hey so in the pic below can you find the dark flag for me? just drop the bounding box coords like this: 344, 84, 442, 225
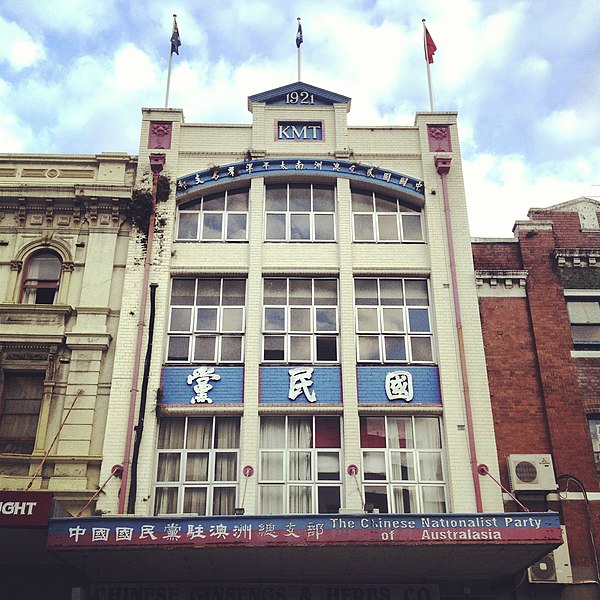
296, 20, 303, 48
171, 16, 181, 55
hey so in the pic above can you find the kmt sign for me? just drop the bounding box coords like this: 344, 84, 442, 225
0, 491, 53, 527
277, 121, 323, 141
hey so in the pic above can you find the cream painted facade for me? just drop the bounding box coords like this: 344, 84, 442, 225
97, 82, 502, 519
0, 152, 136, 515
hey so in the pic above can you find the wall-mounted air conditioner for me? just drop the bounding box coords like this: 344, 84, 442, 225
507, 454, 557, 492
528, 526, 573, 584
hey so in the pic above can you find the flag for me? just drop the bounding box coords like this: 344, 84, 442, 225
296, 20, 303, 48
171, 16, 181, 55
424, 26, 436, 63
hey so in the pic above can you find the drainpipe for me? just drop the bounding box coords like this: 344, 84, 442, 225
435, 156, 483, 512
119, 153, 165, 514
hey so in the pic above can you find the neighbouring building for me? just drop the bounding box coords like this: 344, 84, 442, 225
473, 198, 600, 599
46, 82, 561, 598
0, 152, 137, 596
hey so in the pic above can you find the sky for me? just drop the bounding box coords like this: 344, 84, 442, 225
0, 0, 598, 238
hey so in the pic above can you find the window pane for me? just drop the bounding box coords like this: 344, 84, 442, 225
289, 184, 311, 211
364, 486, 388, 513
382, 307, 404, 332
388, 417, 413, 448
567, 300, 600, 323
391, 452, 415, 481
222, 280, 246, 305
360, 417, 386, 448
317, 452, 340, 480
220, 336, 242, 362
196, 308, 218, 331
260, 486, 284, 514
363, 451, 386, 480
357, 307, 378, 332
154, 488, 178, 515
215, 452, 238, 481
290, 336, 311, 361
290, 307, 311, 331
312, 185, 335, 211
261, 452, 284, 480
264, 307, 285, 331
415, 418, 442, 448
215, 417, 240, 448
289, 486, 312, 513
419, 452, 444, 481
393, 485, 417, 513
213, 487, 236, 515
226, 189, 249, 211
167, 336, 190, 361
193, 336, 216, 362
384, 336, 407, 361
290, 214, 311, 240
380, 280, 403, 305
410, 337, 433, 362
266, 213, 286, 240
318, 487, 341, 513
260, 417, 286, 448
355, 279, 378, 305
402, 214, 423, 241
157, 454, 180, 482
408, 308, 430, 332
226, 213, 247, 240
186, 418, 212, 449
202, 213, 223, 240
186, 453, 209, 481
289, 451, 312, 480
316, 308, 337, 332
315, 417, 341, 447
378, 214, 399, 240
288, 418, 312, 448
183, 488, 207, 515
222, 307, 244, 331
421, 486, 446, 513
354, 215, 375, 241
314, 214, 335, 240
158, 418, 185, 449
203, 193, 225, 211
171, 279, 195, 305
264, 336, 285, 360
405, 280, 429, 305
170, 307, 192, 332
314, 280, 338, 305
196, 280, 221, 305
177, 213, 198, 239
351, 190, 374, 211
264, 279, 287, 305
289, 279, 312, 305
265, 184, 287, 211
374, 194, 397, 213
316, 336, 337, 361
358, 336, 380, 361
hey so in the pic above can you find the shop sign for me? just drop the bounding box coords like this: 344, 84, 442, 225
89, 584, 440, 600
0, 490, 53, 527
48, 512, 561, 549
357, 366, 441, 405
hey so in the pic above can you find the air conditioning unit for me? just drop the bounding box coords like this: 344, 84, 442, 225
528, 526, 573, 584
507, 454, 557, 492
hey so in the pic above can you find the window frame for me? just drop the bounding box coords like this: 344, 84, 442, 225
20, 250, 62, 305
565, 291, 600, 350
262, 277, 339, 364
175, 188, 249, 242
167, 278, 247, 364
351, 189, 425, 243
360, 415, 447, 514
264, 183, 336, 242
258, 415, 343, 514
153, 416, 241, 516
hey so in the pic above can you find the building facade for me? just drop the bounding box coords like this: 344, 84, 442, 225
473, 198, 600, 599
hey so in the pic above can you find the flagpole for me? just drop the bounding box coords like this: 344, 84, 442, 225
422, 19, 436, 111
297, 17, 302, 81
165, 14, 178, 109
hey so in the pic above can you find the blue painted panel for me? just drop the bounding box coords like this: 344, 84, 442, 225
260, 366, 342, 404
161, 366, 244, 406
357, 366, 441, 405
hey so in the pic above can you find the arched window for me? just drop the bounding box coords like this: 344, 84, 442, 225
21, 251, 62, 305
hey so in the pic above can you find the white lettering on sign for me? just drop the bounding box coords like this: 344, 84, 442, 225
385, 371, 413, 402
288, 367, 316, 403
278, 123, 322, 141
0, 501, 37, 515
285, 91, 315, 105
187, 367, 221, 404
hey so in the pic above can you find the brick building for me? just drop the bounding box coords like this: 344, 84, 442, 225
473, 197, 600, 598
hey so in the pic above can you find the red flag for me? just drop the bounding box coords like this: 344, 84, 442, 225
424, 26, 436, 64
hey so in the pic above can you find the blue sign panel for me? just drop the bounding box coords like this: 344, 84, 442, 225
177, 158, 425, 201
260, 366, 342, 404
161, 366, 244, 406
277, 121, 323, 141
357, 366, 441, 405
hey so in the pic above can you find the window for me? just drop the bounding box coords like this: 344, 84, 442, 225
0, 373, 44, 454
265, 183, 335, 241
21, 251, 62, 304
352, 189, 424, 242
588, 416, 600, 473
263, 277, 338, 363
259, 416, 342, 514
360, 416, 446, 513
566, 296, 600, 349
167, 278, 246, 363
176, 188, 248, 241
154, 416, 240, 515
355, 278, 433, 363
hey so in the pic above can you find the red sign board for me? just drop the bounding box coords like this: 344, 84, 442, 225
0, 491, 53, 527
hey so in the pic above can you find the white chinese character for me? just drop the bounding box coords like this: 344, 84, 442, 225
314, 161, 323, 170
187, 366, 221, 404
295, 160, 304, 170
139, 525, 157, 540
211, 170, 220, 180
232, 524, 252, 539
385, 370, 414, 402
366, 167, 375, 178
194, 173, 204, 185
288, 367, 316, 403
263, 161, 270, 170
349, 164, 357, 173
382, 173, 392, 182
307, 522, 324, 539
115, 527, 133, 541
332, 163, 340, 172
284, 522, 300, 538
210, 524, 229, 538
69, 526, 86, 542
187, 524, 206, 539
415, 181, 423, 191
178, 180, 188, 189
245, 163, 254, 174
399, 177, 408, 186
228, 166, 236, 177
258, 523, 278, 538
91, 527, 110, 542
279, 161, 288, 170
164, 522, 182, 541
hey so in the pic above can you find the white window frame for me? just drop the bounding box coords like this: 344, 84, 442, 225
265, 183, 336, 242
565, 290, 600, 351
262, 277, 339, 363
360, 415, 447, 514
154, 416, 241, 516
167, 278, 246, 364
351, 189, 424, 243
175, 188, 249, 242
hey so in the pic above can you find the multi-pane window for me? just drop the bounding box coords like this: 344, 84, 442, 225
154, 416, 240, 516
352, 189, 424, 242
176, 188, 249, 241
265, 183, 335, 241
355, 278, 433, 363
0, 372, 44, 454
360, 416, 446, 513
259, 416, 342, 514
566, 295, 600, 349
588, 416, 600, 473
167, 278, 246, 363
263, 278, 338, 363
21, 251, 62, 304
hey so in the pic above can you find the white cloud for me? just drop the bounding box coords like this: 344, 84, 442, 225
0, 17, 45, 70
